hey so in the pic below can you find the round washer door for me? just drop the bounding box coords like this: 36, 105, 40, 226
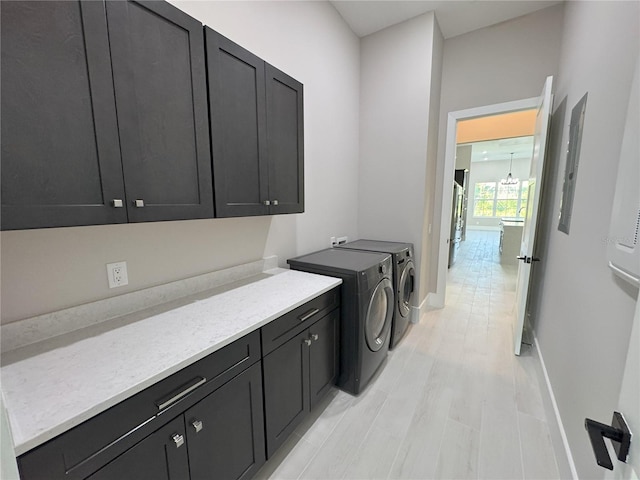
398, 260, 415, 318
365, 277, 394, 352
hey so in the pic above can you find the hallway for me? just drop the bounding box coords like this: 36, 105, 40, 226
258, 230, 562, 479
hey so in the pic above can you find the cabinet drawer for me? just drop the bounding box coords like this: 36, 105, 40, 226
261, 287, 340, 355
18, 330, 261, 480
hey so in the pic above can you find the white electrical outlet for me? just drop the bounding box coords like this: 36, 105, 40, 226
337, 236, 348, 245
330, 236, 337, 247
107, 261, 129, 288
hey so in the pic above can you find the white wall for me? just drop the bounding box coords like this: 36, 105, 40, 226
358, 12, 443, 305
530, 2, 640, 478
0, 1, 360, 323
431, 4, 565, 292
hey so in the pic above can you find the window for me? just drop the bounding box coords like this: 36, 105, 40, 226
473, 181, 529, 218
473, 182, 495, 217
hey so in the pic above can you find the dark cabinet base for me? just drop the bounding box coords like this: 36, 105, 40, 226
263, 308, 339, 458
186, 362, 266, 480
87, 416, 190, 480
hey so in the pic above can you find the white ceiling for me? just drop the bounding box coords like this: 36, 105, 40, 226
330, 1, 562, 39
463, 136, 535, 163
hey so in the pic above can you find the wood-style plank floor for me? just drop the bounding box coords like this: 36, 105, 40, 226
257, 230, 561, 479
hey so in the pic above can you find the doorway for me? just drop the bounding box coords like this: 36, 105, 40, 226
445, 114, 536, 341
436, 77, 554, 356
436, 97, 539, 308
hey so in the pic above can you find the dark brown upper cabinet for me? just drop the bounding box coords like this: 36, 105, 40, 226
0, 0, 213, 230
105, 0, 213, 223
1, 1, 128, 230
206, 29, 304, 217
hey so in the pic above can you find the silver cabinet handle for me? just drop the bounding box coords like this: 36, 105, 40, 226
134, 199, 144, 207
112, 199, 123, 208
272, 199, 279, 206
156, 377, 207, 411
298, 308, 319, 322
263, 200, 271, 206
192, 420, 203, 433
172, 433, 184, 448
311, 333, 319, 341
303, 339, 312, 346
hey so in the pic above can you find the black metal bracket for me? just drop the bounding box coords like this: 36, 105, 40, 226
584, 412, 632, 470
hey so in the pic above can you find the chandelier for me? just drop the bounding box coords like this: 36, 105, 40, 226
500, 153, 519, 185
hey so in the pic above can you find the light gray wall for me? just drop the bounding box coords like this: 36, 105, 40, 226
455, 144, 472, 170
0, 1, 361, 324
431, 4, 565, 292
530, 2, 640, 478
419, 19, 444, 302
358, 12, 442, 306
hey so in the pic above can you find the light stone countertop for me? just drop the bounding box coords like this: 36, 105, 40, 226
1, 269, 341, 456
501, 220, 525, 228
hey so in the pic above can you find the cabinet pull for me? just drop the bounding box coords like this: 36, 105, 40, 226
112, 199, 123, 208
303, 339, 312, 346
156, 376, 207, 411
172, 433, 185, 448
134, 199, 144, 207
272, 199, 279, 206
311, 333, 319, 341
192, 420, 204, 433
299, 308, 319, 322
263, 200, 271, 206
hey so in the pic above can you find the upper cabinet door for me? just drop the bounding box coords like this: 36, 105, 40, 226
206, 29, 269, 217
1, 1, 127, 230
106, 0, 213, 222
265, 64, 304, 215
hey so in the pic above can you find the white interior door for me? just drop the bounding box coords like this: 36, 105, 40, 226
513, 76, 553, 356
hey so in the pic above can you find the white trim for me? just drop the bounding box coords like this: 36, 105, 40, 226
436, 97, 538, 304
427, 291, 444, 309
410, 305, 421, 324
414, 293, 444, 323
534, 334, 579, 480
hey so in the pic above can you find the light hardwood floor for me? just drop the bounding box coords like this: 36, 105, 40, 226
257, 230, 561, 479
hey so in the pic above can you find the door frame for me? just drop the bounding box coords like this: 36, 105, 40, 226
434, 97, 539, 307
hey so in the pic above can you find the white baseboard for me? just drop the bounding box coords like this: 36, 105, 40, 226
413, 293, 444, 323
534, 334, 579, 480
427, 291, 444, 309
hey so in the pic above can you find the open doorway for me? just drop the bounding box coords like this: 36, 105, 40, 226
444, 111, 537, 338
435, 97, 539, 307
436, 77, 554, 355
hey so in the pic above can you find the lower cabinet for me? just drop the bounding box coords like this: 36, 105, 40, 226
308, 310, 340, 409
185, 363, 265, 480
87, 363, 265, 480
17, 332, 264, 480
16, 290, 340, 480
86, 416, 190, 480
263, 309, 339, 457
